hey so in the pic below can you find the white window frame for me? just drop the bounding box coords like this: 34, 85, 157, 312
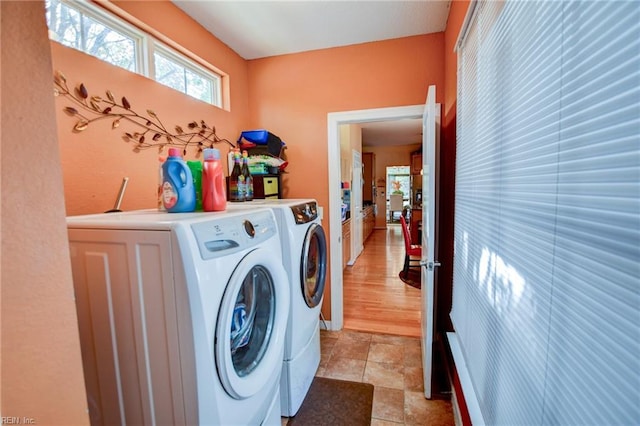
151, 43, 222, 108
46, 0, 223, 108
47, 0, 146, 73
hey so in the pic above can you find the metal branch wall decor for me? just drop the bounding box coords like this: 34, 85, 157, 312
53, 71, 234, 155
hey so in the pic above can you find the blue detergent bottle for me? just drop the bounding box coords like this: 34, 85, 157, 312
162, 148, 196, 213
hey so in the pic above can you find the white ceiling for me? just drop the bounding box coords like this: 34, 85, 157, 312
172, 0, 450, 146
361, 118, 423, 147
172, 1, 451, 60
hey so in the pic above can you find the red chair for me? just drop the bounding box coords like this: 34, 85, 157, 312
400, 216, 422, 276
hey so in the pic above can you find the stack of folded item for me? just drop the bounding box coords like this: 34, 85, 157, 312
237, 129, 288, 174
237, 129, 286, 158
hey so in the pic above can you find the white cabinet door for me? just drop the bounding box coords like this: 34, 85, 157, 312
350, 149, 364, 262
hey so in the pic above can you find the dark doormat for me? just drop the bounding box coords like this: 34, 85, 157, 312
287, 377, 374, 426
399, 268, 421, 289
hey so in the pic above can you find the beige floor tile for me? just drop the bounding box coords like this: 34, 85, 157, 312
318, 350, 331, 369
370, 420, 403, 426
323, 356, 366, 382
320, 341, 335, 357
332, 338, 370, 360
317, 330, 455, 426
363, 360, 404, 390
315, 365, 329, 378
319, 337, 336, 365
320, 330, 341, 343
403, 343, 422, 367
403, 336, 421, 347
368, 342, 404, 365
404, 391, 455, 426
372, 333, 418, 346
341, 329, 374, 342
372, 386, 405, 423
321, 333, 339, 346
404, 366, 424, 393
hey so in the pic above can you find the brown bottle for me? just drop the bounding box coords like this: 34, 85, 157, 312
229, 151, 245, 202
241, 150, 253, 201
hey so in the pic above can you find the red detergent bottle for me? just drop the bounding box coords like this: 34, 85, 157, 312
202, 148, 227, 212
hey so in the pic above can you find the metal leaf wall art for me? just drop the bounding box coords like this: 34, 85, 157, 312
53, 71, 234, 154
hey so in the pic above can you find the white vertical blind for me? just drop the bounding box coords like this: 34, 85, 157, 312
452, 1, 640, 425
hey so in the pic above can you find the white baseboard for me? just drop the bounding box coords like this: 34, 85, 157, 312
451, 384, 463, 426
319, 319, 342, 331
319, 319, 333, 331
447, 332, 485, 426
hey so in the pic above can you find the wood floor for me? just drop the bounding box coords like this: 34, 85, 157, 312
343, 224, 422, 338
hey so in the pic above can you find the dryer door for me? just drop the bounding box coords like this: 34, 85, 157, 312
300, 222, 327, 308
215, 247, 290, 399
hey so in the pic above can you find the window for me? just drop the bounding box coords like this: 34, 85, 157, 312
451, 1, 639, 425
153, 45, 220, 106
386, 166, 410, 200
46, 0, 142, 72
386, 166, 410, 222
45, 0, 222, 107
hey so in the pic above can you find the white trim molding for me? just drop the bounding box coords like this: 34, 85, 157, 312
327, 104, 424, 331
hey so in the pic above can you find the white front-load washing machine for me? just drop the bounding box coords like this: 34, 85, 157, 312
226, 199, 328, 416
67, 208, 290, 425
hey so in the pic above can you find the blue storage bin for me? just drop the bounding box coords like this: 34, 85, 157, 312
239, 130, 269, 145
238, 129, 286, 158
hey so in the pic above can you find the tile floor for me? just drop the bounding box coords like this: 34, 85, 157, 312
313, 329, 455, 426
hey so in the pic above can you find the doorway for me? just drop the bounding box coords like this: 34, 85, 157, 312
327, 105, 424, 331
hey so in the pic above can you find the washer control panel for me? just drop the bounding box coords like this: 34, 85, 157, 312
291, 201, 318, 224
191, 210, 276, 260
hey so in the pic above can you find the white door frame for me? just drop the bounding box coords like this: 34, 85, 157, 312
327, 105, 424, 331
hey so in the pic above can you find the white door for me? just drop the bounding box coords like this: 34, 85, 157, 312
350, 149, 364, 262
421, 85, 440, 398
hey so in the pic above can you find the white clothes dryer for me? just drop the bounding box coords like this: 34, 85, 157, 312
67, 209, 290, 425
226, 199, 327, 416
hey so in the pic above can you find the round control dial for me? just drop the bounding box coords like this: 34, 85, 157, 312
243, 220, 255, 238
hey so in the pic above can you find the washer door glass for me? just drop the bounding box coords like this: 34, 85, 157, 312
215, 247, 289, 400
230, 265, 273, 377
300, 223, 327, 308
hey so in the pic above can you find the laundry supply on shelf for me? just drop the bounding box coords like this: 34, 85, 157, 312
237, 129, 286, 158
241, 150, 254, 201
202, 148, 227, 212
158, 156, 166, 211
228, 149, 245, 202
187, 160, 203, 211
162, 148, 196, 213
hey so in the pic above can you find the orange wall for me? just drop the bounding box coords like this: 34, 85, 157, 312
247, 34, 445, 317
445, 1, 470, 122
248, 34, 444, 200
1, 2, 89, 422
53, 1, 250, 215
